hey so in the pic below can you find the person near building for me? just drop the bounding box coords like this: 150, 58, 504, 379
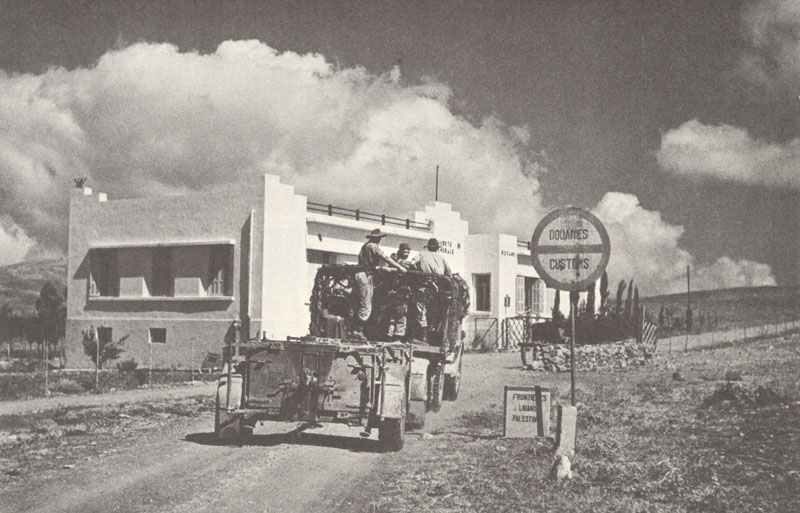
386, 242, 415, 339
353, 228, 407, 339
414, 238, 452, 342
391, 242, 415, 269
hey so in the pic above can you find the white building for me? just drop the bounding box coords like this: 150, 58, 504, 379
66, 174, 572, 368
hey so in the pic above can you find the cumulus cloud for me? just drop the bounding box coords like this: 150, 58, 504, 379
593, 192, 776, 294
0, 40, 544, 260
656, 119, 800, 187
658, 1, 800, 187
0, 218, 35, 266
739, 0, 800, 90
0, 40, 774, 294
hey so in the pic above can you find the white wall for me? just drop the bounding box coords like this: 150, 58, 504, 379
260, 175, 309, 338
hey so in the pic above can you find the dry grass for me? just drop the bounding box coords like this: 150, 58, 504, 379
347, 335, 800, 513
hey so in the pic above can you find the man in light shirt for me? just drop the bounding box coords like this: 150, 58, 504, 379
414, 238, 451, 342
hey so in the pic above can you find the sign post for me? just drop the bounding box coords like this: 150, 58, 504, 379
530, 207, 610, 405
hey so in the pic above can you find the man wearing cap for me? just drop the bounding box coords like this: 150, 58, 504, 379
391, 242, 415, 269
352, 228, 407, 339
414, 238, 452, 342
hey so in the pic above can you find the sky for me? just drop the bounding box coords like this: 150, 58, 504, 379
0, 0, 797, 295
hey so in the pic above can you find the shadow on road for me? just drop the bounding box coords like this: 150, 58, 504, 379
183, 430, 381, 453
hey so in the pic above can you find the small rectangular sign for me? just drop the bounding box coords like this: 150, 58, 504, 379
503, 385, 550, 438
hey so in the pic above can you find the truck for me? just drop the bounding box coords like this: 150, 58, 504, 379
214, 265, 470, 451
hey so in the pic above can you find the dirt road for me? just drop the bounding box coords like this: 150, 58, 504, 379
1, 351, 552, 513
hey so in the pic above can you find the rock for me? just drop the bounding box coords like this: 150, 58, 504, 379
672, 371, 685, 382
527, 360, 544, 371
552, 454, 573, 480
64, 423, 89, 436
32, 419, 63, 437
724, 370, 743, 382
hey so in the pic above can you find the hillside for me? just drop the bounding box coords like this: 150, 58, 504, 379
0, 258, 67, 316
642, 285, 800, 332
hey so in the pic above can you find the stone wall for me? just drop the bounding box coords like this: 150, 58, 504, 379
529, 339, 654, 372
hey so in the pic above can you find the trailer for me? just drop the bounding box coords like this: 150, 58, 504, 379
214, 265, 470, 451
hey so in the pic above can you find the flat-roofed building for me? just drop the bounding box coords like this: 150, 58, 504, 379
66, 173, 573, 368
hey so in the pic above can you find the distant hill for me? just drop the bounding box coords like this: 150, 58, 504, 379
641, 285, 800, 333
0, 258, 67, 316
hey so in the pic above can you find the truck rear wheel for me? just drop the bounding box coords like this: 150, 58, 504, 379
406, 399, 426, 430
379, 410, 405, 452
443, 373, 460, 401
427, 365, 444, 412
443, 348, 463, 401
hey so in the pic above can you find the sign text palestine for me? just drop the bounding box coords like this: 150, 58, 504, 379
511, 392, 537, 422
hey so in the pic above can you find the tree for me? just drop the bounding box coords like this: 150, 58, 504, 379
624, 279, 634, 321
586, 282, 596, 317
551, 290, 564, 322
658, 305, 665, 327
36, 282, 66, 355
599, 272, 609, 316
82, 327, 128, 369
615, 280, 627, 318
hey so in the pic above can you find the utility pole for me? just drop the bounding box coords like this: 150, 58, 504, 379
685, 265, 691, 351
435, 165, 439, 201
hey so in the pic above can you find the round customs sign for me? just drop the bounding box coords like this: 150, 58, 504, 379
530, 207, 610, 291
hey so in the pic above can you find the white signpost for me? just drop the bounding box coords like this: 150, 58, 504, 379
530, 206, 610, 405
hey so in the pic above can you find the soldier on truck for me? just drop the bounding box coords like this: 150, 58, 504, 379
352, 228, 407, 339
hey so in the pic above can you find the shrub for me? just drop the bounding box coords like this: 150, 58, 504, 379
54, 378, 86, 394
116, 359, 138, 372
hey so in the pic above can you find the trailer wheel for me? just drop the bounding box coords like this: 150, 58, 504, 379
379, 404, 405, 452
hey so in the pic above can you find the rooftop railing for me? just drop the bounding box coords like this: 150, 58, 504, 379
307, 201, 431, 231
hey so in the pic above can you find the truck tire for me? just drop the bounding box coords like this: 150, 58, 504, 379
443, 348, 463, 401
215, 374, 243, 441
443, 373, 460, 401
427, 365, 444, 413
379, 404, 405, 452
407, 399, 426, 430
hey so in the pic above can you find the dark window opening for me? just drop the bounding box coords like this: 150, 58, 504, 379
473, 274, 491, 312
149, 328, 166, 344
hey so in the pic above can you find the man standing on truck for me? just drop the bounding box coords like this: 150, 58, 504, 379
414, 238, 452, 342
353, 229, 408, 339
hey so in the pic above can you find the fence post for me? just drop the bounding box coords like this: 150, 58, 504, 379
148, 340, 153, 388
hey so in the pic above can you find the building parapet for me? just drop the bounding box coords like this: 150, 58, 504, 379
307, 201, 431, 232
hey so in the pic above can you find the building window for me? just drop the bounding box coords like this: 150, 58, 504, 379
530, 278, 544, 316
89, 250, 118, 297
151, 248, 173, 297
97, 326, 113, 346
149, 328, 166, 344
515, 277, 545, 316
307, 250, 334, 265
515, 276, 526, 314
473, 274, 491, 312
207, 245, 232, 296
